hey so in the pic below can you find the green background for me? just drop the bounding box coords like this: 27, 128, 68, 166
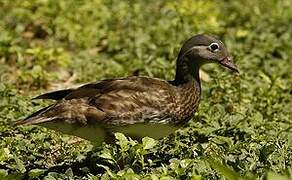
0, 0, 291, 179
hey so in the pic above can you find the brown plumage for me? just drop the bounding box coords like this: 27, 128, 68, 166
16, 34, 238, 145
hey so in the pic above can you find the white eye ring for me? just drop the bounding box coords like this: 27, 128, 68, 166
209, 43, 220, 52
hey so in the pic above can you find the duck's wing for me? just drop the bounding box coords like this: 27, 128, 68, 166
32, 78, 121, 100
16, 76, 177, 127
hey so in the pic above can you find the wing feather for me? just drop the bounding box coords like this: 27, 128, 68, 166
17, 76, 177, 126
33, 89, 74, 100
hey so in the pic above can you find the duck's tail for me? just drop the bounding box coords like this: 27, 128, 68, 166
14, 105, 56, 126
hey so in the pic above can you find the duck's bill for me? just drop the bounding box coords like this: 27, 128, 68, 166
219, 57, 239, 73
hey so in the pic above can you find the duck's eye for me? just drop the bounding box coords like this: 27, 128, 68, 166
209, 43, 219, 52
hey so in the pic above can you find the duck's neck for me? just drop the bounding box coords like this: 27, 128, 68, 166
173, 57, 201, 87
172, 56, 202, 123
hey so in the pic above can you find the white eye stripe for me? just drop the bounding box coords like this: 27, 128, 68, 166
209, 42, 220, 52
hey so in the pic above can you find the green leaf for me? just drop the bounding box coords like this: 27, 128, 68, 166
98, 148, 114, 160
12, 154, 26, 173
206, 157, 240, 180
115, 133, 130, 152
142, 137, 157, 150
0, 169, 8, 178
29, 169, 46, 178
65, 168, 74, 178
267, 172, 291, 180
0, 148, 10, 162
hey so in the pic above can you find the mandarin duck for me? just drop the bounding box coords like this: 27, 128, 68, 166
16, 34, 238, 145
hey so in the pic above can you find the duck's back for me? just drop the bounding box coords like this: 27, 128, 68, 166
84, 76, 179, 125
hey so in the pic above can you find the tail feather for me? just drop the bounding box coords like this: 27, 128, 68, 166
15, 105, 55, 125
32, 89, 74, 100
15, 116, 57, 126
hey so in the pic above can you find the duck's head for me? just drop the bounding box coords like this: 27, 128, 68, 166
178, 34, 238, 72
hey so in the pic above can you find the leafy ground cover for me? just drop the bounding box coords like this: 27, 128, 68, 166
0, 0, 291, 179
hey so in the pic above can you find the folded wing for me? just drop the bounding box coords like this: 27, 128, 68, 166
16, 76, 177, 126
